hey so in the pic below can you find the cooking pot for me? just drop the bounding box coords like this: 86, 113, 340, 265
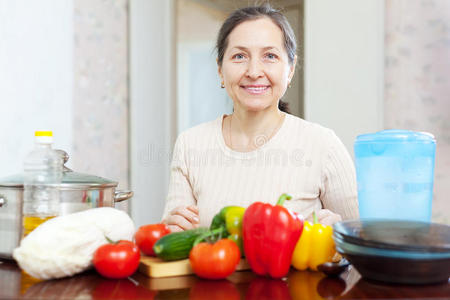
0, 150, 133, 258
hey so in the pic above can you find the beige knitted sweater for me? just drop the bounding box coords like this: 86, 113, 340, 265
162, 113, 359, 227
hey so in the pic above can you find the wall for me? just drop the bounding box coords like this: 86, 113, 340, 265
176, 0, 231, 133
303, 0, 385, 154
385, 0, 450, 224
283, 5, 304, 118
0, 0, 73, 177
72, 0, 129, 212
130, 0, 175, 226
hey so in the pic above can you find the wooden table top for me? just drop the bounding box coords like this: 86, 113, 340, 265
1, 259, 448, 299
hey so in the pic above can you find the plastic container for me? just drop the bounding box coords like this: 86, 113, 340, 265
22, 131, 63, 237
354, 130, 436, 222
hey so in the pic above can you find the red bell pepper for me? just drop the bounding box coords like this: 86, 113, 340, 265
243, 194, 303, 278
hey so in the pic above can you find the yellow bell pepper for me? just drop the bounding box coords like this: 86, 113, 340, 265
291, 212, 336, 271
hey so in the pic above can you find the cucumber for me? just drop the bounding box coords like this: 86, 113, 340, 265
153, 227, 209, 261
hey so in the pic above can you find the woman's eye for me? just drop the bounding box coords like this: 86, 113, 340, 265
233, 53, 245, 60
265, 53, 278, 60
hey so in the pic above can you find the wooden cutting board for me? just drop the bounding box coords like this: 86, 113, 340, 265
138, 256, 251, 278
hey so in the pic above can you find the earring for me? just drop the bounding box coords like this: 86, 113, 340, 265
288, 82, 292, 88
221, 81, 225, 88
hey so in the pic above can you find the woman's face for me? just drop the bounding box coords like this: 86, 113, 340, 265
218, 17, 296, 113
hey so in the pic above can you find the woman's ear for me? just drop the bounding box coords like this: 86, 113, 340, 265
217, 59, 224, 86
217, 58, 223, 79
288, 55, 298, 82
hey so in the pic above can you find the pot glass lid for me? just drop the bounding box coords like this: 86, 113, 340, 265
0, 150, 117, 188
333, 220, 450, 253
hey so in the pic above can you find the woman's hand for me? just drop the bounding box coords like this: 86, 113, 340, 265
162, 205, 200, 232
306, 209, 342, 226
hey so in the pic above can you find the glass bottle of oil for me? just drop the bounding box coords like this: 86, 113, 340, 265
22, 131, 63, 237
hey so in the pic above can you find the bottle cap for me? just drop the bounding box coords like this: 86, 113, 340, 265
35, 131, 53, 137
34, 131, 53, 144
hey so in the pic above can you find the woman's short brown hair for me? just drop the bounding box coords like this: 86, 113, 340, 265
216, 4, 297, 67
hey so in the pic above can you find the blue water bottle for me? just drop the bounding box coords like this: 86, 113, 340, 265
354, 130, 436, 222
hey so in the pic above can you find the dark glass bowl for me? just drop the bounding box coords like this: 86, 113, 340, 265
332, 220, 450, 284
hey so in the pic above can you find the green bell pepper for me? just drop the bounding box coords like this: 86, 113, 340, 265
210, 206, 245, 254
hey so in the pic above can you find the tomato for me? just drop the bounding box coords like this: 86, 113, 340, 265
93, 240, 140, 279
134, 224, 170, 256
189, 238, 240, 279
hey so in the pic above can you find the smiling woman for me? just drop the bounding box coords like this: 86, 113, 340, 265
218, 18, 295, 115
161, 4, 359, 232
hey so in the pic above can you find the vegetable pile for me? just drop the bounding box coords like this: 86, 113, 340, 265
14, 194, 339, 281
109, 193, 336, 280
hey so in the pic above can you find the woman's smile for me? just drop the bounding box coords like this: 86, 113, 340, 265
241, 84, 271, 95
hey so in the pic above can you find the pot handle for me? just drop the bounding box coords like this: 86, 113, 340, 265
114, 190, 133, 202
